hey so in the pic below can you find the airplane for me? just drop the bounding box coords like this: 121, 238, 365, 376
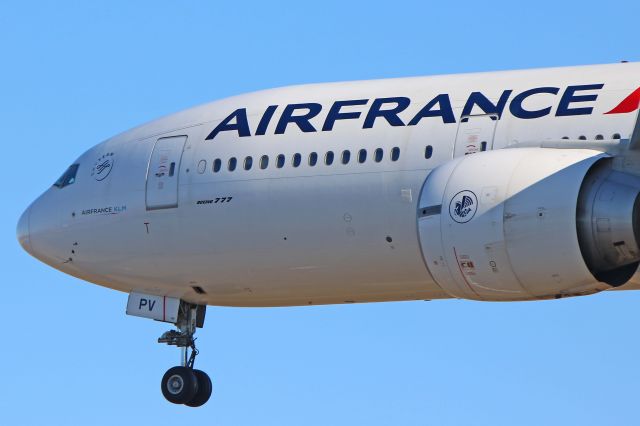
17, 62, 640, 407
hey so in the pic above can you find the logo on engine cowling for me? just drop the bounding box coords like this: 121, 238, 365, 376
449, 190, 478, 223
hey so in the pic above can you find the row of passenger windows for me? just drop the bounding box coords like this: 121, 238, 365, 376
560, 133, 622, 140
193, 133, 625, 175
197, 146, 425, 174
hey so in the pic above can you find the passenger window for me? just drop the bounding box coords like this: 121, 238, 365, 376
292, 153, 301, 167
325, 151, 334, 165
260, 155, 269, 170
578, 135, 587, 140
358, 149, 367, 163
374, 148, 383, 162
425, 145, 433, 159
341, 150, 351, 164
244, 156, 253, 170
53, 164, 80, 188
276, 154, 285, 168
613, 133, 622, 140
213, 158, 221, 173
309, 152, 318, 166
228, 157, 237, 171
595, 134, 604, 140
391, 147, 400, 161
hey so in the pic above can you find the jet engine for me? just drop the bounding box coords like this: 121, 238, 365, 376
417, 148, 640, 301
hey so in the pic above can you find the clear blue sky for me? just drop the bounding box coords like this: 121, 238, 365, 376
3, 1, 640, 425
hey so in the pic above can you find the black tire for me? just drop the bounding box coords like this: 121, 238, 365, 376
161, 366, 198, 404
185, 369, 212, 407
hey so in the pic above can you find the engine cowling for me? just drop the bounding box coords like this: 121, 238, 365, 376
417, 148, 640, 301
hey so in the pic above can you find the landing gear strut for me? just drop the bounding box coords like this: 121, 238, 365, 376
158, 301, 211, 407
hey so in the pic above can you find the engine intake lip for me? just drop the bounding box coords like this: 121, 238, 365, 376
633, 194, 640, 248
576, 159, 640, 287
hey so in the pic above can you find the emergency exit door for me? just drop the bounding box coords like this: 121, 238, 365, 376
146, 135, 187, 210
453, 114, 498, 157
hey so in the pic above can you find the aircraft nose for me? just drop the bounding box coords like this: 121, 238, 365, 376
17, 205, 32, 254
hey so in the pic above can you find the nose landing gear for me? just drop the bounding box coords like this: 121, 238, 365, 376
158, 302, 212, 407
161, 366, 199, 404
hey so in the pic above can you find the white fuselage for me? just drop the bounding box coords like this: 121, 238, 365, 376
18, 63, 640, 306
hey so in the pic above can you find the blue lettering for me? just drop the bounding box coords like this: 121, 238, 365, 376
363, 97, 410, 129
275, 103, 322, 134
322, 99, 368, 131
205, 108, 251, 140
556, 84, 604, 117
462, 90, 512, 118
408, 94, 456, 125
509, 87, 560, 119
205, 84, 607, 139
255, 105, 278, 136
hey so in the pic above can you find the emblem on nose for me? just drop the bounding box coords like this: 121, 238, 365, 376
91, 153, 115, 181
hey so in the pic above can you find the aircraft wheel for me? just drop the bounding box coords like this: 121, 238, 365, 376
185, 369, 212, 407
161, 366, 198, 404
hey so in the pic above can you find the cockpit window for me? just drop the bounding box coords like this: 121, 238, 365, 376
53, 164, 79, 188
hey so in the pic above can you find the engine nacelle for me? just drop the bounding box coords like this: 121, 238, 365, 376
417, 148, 640, 301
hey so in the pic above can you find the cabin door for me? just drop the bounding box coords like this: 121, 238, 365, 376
146, 135, 187, 210
454, 114, 498, 157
